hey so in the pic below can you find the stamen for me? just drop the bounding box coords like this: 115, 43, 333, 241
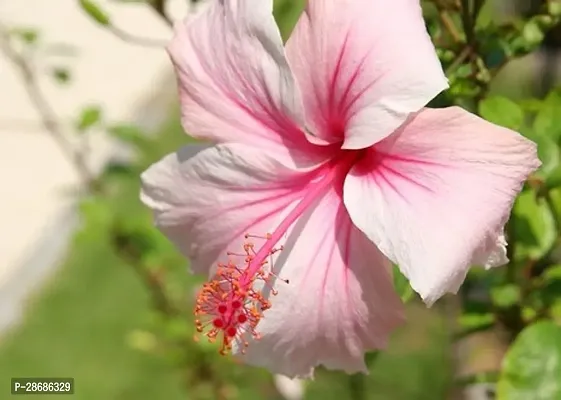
193, 154, 358, 356
194, 234, 285, 355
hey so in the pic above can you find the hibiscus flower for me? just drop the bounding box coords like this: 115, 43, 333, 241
140, 0, 540, 378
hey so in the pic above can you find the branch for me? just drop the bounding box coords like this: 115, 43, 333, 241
439, 10, 462, 43
109, 26, 167, 48
460, 0, 475, 44
445, 45, 473, 75
149, 0, 173, 27
0, 23, 100, 192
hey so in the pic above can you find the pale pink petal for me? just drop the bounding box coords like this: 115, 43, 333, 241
473, 230, 509, 270
343, 107, 540, 304
141, 144, 404, 377
168, 0, 321, 164
285, 0, 448, 149
235, 179, 404, 378
140, 143, 320, 275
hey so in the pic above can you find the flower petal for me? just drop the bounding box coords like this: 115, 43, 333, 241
140, 142, 321, 275
343, 107, 540, 304
286, 0, 448, 149
168, 0, 318, 162
236, 180, 404, 378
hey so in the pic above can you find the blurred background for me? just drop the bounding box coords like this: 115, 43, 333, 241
1, 0, 560, 399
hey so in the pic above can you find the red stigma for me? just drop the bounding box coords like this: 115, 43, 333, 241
193, 233, 286, 355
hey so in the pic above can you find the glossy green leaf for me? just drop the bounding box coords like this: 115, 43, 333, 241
512, 190, 556, 261
479, 96, 524, 130
497, 321, 561, 400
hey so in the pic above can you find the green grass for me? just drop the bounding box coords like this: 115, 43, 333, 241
0, 228, 186, 400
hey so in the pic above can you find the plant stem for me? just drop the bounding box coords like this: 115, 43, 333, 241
0, 23, 100, 192
439, 10, 462, 42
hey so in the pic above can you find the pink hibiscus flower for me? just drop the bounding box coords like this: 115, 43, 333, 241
140, 0, 540, 377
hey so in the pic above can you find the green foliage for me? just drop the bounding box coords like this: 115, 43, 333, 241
550, 0, 561, 17
75, 105, 103, 132
50, 67, 71, 84
497, 322, 561, 400
512, 190, 556, 261
9, 27, 40, 45
479, 95, 524, 130
458, 312, 495, 334
491, 284, 521, 309
79, 0, 111, 26
107, 123, 152, 150
393, 266, 415, 303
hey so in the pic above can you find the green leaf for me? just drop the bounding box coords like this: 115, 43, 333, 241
76, 106, 102, 131
534, 89, 561, 144
9, 27, 40, 45
544, 265, 561, 282
535, 134, 559, 176
545, 166, 561, 190
519, 98, 543, 113
549, 0, 561, 17
523, 93, 561, 186
522, 19, 546, 48
393, 266, 414, 303
512, 190, 556, 261
107, 124, 149, 148
79, 0, 111, 26
497, 321, 561, 400
100, 161, 137, 181
51, 67, 71, 84
458, 312, 495, 331
521, 306, 538, 323
479, 96, 524, 130
491, 284, 521, 308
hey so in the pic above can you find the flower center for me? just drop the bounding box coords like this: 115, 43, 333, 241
194, 151, 360, 355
